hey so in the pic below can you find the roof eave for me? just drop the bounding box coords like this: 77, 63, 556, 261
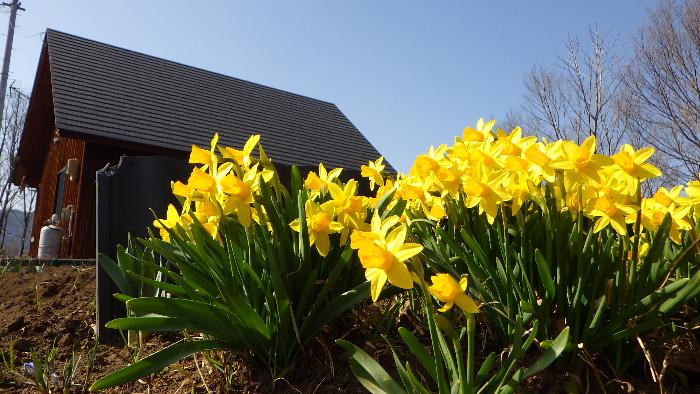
12, 32, 54, 187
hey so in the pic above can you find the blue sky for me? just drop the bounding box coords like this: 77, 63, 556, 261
6, 1, 658, 172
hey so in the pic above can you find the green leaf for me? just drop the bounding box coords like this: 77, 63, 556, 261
406, 363, 431, 394
97, 253, 134, 296
89, 340, 226, 391
300, 282, 369, 342
534, 249, 555, 300
523, 326, 569, 379
475, 352, 496, 386
336, 340, 405, 394
105, 315, 201, 332
126, 297, 265, 344
659, 271, 700, 314
374, 185, 398, 217
398, 327, 437, 381
112, 293, 133, 304
124, 270, 186, 296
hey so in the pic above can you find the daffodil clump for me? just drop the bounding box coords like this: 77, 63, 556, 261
154, 133, 274, 240
155, 120, 698, 309
379, 120, 698, 245
139, 119, 700, 394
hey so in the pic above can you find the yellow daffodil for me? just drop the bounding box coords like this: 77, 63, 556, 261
457, 140, 504, 171
304, 163, 342, 198
627, 235, 650, 261
153, 204, 180, 241
523, 141, 557, 183
585, 195, 638, 235
328, 180, 367, 244
652, 186, 686, 209
411, 144, 448, 179
505, 175, 530, 216
220, 164, 271, 227
189, 133, 220, 167
631, 200, 692, 244
495, 126, 536, 156
611, 144, 661, 194
462, 169, 512, 224
361, 156, 386, 191
219, 134, 260, 168
352, 214, 423, 302
550, 136, 612, 184
687, 180, 700, 217
460, 118, 496, 143
188, 201, 220, 239
397, 175, 429, 203
434, 163, 463, 197
289, 200, 344, 257
429, 273, 479, 313
422, 195, 447, 221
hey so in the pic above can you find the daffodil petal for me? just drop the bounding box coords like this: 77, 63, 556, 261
386, 261, 413, 289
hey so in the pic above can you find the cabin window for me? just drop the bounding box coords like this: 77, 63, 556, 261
54, 166, 67, 216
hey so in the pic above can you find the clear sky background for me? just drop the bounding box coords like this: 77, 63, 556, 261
4, 1, 659, 172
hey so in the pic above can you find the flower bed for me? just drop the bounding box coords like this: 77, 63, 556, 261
3, 117, 700, 393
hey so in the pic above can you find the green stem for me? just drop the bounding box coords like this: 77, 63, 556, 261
629, 180, 642, 302
417, 272, 449, 393
452, 332, 468, 394
466, 313, 475, 388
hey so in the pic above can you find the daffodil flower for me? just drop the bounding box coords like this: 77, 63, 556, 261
429, 273, 479, 313
460, 118, 496, 143
687, 180, 700, 217
585, 195, 638, 235
219, 134, 260, 169
328, 180, 367, 244
289, 200, 344, 257
304, 163, 342, 199
611, 144, 661, 194
361, 156, 386, 191
462, 169, 512, 224
410, 144, 448, 179
397, 175, 429, 204
652, 185, 687, 209
153, 204, 180, 241
434, 163, 462, 197
189, 133, 221, 168
550, 136, 612, 185
495, 126, 536, 156
630, 200, 691, 244
351, 214, 422, 302
220, 163, 272, 227
523, 141, 557, 183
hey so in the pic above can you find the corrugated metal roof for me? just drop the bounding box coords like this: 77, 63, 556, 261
45, 29, 392, 171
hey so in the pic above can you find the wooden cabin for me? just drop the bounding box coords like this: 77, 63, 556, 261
12, 29, 391, 259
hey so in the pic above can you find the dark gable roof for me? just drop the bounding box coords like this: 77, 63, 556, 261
45, 29, 391, 171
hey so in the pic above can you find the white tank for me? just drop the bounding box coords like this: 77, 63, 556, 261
38, 225, 62, 259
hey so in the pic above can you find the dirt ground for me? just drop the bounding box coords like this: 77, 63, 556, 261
0, 265, 698, 393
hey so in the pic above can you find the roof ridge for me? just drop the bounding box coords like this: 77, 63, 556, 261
44, 28, 337, 107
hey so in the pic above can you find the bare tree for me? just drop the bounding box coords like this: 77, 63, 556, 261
0, 86, 34, 256
622, 0, 700, 182
520, 28, 628, 155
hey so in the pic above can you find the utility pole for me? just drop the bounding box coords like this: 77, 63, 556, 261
0, 0, 24, 128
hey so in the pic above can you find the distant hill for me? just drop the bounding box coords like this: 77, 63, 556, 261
1, 209, 33, 257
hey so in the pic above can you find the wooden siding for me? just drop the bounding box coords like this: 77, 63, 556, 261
29, 136, 85, 257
